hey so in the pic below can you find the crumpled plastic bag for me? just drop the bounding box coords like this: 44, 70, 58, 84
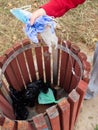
40, 25, 58, 53
38, 88, 59, 104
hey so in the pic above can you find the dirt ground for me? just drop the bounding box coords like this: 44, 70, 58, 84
75, 95, 98, 130
0, 0, 98, 130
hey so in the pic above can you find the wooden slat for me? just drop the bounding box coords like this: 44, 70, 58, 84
68, 45, 81, 92
82, 60, 91, 71
1, 80, 12, 103
78, 52, 88, 83
1, 117, 34, 130
70, 45, 80, 55
0, 56, 20, 91
35, 47, 44, 80
63, 45, 80, 92
17, 121, 27, 130
44, 115, 51, 130
68, 45, 80, 92
18, 121, 35, 130
59, 51, 67, 87
63, 54, 74, 92
22, 39, 37, 81
1, 117, 15, 130
82, 60, 91, 82
56, 41, 61, 86
68, 61, 81, 92
0, 80, 8, 97
78, 52, 87, 79
48, 41, 61, 85
52, 47, 59, 85
46, 106, 60, 130
78, 52, 87, 62
43, 46, 51, 82
13, 43, 30, 85
33, 113, 48, 130
12, 122, 18, 130
0, 95, 15, 120
59, 42, 70, 88
2, 80, 9, 93
28, 123, 35, 130
5, 47, 24, 90
68, 89, 80, 130
58, 98, 70, 130
0, 114, 5, 126
76, 80, 88, 121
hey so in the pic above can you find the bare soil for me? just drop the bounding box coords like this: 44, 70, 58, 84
75, 95, 98, 130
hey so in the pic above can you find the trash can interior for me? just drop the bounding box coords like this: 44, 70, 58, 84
0, 39, 85, 121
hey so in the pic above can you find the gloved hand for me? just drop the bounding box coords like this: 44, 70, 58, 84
24, 15, 55, 43
30, 8, 46, 25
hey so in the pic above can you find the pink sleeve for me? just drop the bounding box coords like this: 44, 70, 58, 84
41, 0, 85, 17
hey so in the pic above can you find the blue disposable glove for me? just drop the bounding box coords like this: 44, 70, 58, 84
24, 15, 55, 43
10, 8, 56, 44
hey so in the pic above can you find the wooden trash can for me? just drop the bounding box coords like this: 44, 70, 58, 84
0, 39, 91, 130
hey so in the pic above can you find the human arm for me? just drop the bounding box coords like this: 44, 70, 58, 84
41, 0, 86, 17
30, 8, 46, 25
30, 0, 86, 25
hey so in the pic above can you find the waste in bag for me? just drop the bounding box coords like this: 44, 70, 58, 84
38, 88, 59, 104
9, 79, 57, 120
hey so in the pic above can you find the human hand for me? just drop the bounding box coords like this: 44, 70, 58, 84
30, 8, 46, 25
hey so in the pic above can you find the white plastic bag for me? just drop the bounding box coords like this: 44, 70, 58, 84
40, 26, 58, 53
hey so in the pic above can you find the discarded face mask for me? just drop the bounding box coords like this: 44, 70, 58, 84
10, 7, 32, 24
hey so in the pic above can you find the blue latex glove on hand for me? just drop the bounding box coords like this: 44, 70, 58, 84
25, 15, 55, 43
